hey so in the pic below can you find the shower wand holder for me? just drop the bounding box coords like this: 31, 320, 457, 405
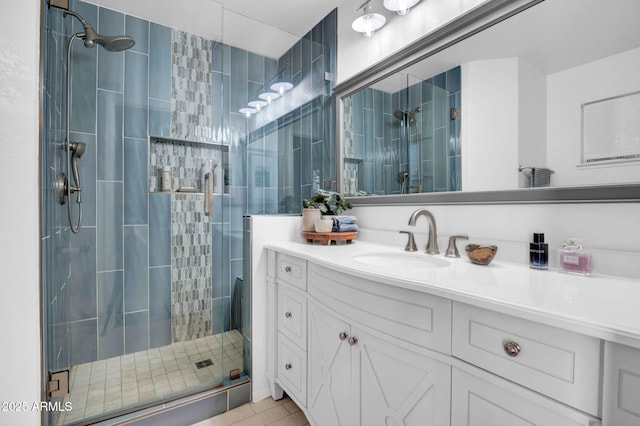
55, 172, 82, 205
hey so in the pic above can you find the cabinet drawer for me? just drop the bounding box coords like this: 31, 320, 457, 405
452, 302, 601, 416
277, 284, 307, 350
452, 367, 599, 426
276, 253, 307, 290
308, 263, 451, 354
277, 333, 307, 406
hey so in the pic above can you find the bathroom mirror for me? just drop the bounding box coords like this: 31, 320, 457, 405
336, 0, 640, 203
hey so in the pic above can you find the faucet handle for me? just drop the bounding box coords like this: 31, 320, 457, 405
399, 231, 418, 252
445, 235, 468, 258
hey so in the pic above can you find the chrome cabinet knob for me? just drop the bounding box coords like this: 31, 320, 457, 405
284, 363, 292, 370
284, 266, 292, 272
339, 332, 348, 341
285, 312, 292, 319
504, 342, 521, 357
348, 336, 358, 346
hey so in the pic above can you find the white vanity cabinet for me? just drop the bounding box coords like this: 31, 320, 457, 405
267, 250, 452, 425
451, 367, 599, 426
265, 246, 637, 426
603, 342, 640, 425
452, 302, 602, 417
307, 300, 451, 426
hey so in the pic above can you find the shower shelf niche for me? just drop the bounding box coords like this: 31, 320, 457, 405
149, 135, 229, 194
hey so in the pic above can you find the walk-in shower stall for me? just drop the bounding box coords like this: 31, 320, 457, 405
342, 66, 461, 195
41, 1, 336, 424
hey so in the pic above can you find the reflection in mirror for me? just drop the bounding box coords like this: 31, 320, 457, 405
340, 0, 640, 197
342, 67, 461, 195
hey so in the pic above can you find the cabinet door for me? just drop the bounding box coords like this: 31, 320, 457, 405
353, 326, 451, 426
603, 342, 640, 426
452, 368, 599, 426
307, 301, 352, 426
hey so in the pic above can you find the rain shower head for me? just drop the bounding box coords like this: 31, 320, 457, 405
393, 106, 421, 124
64, 9, 135, 51
393, 109, 408, 121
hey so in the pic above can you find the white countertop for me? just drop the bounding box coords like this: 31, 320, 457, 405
265, 240, 640, 349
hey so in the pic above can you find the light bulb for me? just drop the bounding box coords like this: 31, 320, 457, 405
259, 91, 280, 104
239, 107, 257, 117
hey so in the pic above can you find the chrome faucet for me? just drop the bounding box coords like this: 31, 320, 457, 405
408, 209, 439, 254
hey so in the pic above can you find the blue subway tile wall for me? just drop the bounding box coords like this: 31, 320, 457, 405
343, 66, 461, 195
124, 138, 148, 225
97, 8, 125, 92
97, 90, 124, 181
97, 181, 123, 271
124, 225, 149, 312
125, 311, 150, 354
149, 266, 171, 348
124, 51, 149, 139
98, 270, 124, 359
149, 23, 171, 102
43, 2, 337, 397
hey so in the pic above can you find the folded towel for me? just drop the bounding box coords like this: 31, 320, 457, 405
332, 215, 357, 224
330, 215, 357, 231
333, 223, 358, 232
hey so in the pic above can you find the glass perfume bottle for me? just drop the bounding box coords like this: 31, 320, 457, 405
558, 238, 592, 276
529, 233, 548, 270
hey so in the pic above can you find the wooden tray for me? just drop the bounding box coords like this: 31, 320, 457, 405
302, 231, 357, 245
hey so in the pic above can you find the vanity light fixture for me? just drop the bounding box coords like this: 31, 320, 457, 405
258, 91, 280, 104
270, 81, 294, 95
383, 0, 420, 16
248, 99, 268, 111
352, 0, 386, 38
239, 107, 257, 117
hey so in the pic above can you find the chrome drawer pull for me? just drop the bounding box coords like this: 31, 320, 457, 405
339, 332, 348, 341
284, 266, 292, 272
348, 336, 358, 346
504, 342, 521, 357
285, 363, 292, 370
285, 311, 292, 319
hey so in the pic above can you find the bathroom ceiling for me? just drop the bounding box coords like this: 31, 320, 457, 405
88, 0, 346, 58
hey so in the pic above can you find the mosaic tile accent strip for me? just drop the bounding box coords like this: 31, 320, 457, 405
171, 193, 212, 342
149, 137, 224, 193
343, 161, 359, 196
171, 30, 214, 142
342, 95, 353, 158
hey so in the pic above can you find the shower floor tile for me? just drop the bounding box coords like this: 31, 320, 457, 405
54, 330, 244, 425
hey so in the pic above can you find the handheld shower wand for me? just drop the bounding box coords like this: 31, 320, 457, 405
56, 7, 135, 233
68, 141, 86, 203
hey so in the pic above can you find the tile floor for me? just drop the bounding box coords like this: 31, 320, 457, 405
193, 394, 310, 426
54, 330, 244, 425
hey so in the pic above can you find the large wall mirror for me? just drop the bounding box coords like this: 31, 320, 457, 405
336, 0, 640, 203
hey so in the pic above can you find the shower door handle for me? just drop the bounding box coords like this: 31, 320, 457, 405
204, 172, 214, 216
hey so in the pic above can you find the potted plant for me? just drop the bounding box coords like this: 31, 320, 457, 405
302, 190, 352, 232
303, 190, 352, 216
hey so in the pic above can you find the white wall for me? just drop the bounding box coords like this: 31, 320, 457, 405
546, 47, 640, 187
336, 0, 487, 83
461, 58, 519, 191
249, 216, 304, 402
0, 0, 43, 424
517, 58, 547, 186
351, 202, 640, 280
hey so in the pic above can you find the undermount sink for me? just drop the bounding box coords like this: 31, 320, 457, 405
351, 252, 450, 270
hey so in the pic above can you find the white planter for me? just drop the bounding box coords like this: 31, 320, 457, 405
301, 208, 321, 232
